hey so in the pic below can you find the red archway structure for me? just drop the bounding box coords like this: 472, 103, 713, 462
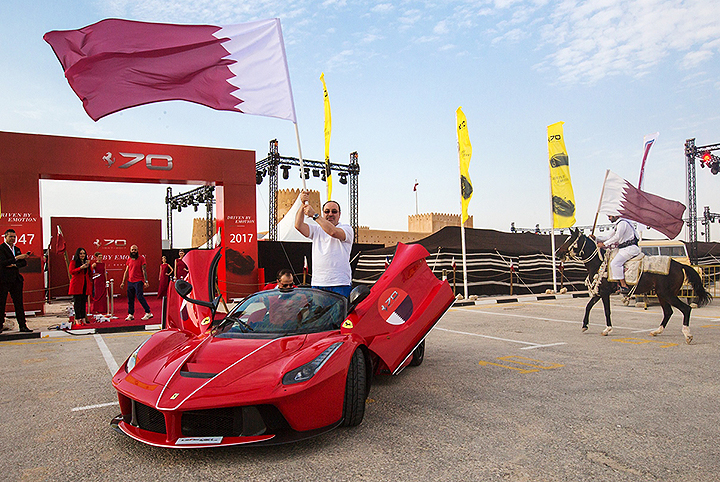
0, 131, 258, 315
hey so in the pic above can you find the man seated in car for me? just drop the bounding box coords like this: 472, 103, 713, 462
262, 269, 296, 291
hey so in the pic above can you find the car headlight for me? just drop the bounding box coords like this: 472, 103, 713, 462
282, 342, 343, 385
125, 338, 150, 372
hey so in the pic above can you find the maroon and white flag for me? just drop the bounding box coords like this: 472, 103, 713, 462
637, 132, 658, 190
44, 18, 296, 122
599, 170, 686, 239
52, 225, 66, 254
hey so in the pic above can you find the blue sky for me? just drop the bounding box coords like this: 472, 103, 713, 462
2, 0, 719, 245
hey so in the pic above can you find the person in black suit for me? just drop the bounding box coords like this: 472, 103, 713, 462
1, 229, 32, 332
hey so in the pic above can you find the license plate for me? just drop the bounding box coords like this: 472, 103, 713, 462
175, 436, 223, 445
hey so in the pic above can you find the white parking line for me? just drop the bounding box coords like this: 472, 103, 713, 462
520, 343, 567, 350
434, 327, 566, 349
94, 334, 119, 374
454, 307, 651, 332
71, 335, 122, 413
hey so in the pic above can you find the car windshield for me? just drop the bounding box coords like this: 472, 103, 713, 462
215, 288, 347, 338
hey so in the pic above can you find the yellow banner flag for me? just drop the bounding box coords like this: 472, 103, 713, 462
456, 107, 473, 224
547, 121, 576, 228
320, 72, 332, 201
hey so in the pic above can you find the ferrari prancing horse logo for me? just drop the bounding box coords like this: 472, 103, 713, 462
378, 288, 413, 326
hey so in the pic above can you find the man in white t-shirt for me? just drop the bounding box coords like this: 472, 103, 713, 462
294, 190, 353, 297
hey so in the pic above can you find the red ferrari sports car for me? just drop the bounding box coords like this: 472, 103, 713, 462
111, 243, 454, 448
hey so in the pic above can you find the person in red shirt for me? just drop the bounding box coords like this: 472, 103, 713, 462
120, 245, 152, 321
68, 247, 92, 324
263, 269, 296, 291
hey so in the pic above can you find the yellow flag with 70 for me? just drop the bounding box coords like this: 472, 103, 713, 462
547, 121, 576, 229
320, 73, 332, 201
456, 107, 473, 224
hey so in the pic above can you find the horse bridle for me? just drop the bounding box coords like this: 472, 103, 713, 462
565, 234, 600, 264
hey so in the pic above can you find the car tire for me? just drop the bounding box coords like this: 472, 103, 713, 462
341, 348, 367, 427
409, 340, 425, 366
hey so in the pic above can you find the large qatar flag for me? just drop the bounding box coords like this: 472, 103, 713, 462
44, 18, 296, 122
599, 170, 686, 239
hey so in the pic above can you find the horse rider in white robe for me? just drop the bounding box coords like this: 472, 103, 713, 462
591, 215, 641, 294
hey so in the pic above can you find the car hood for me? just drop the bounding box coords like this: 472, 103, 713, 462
116, 331, 307, 410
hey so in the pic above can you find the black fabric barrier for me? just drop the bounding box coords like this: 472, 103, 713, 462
258, 241, 384, 288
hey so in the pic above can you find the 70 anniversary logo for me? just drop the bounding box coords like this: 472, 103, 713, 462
103, 152, 173, 170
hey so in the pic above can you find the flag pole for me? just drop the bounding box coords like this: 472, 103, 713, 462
548, 166, 557, 293
457, 155, 469, 300
294, 122, 307, 191
415, 180, 418, 215
592, 169, 610, 236
460, 219, 468, 299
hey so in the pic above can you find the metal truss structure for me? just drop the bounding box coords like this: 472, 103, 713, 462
256, 139, 360, 242
166, 185, 216, 248
510, 223, 617, 235
702, 206, 720, 243
684, 139, 720, 263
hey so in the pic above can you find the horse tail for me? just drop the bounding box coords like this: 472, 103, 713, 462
681, 264, 712, 307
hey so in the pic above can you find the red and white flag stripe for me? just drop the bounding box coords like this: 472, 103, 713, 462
44, 18, 296, 122
599, 170, 685, 239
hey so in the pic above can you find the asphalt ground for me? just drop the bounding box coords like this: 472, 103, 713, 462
2, 294, 720, 481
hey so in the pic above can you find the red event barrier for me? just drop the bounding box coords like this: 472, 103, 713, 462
0, 131, 258, 314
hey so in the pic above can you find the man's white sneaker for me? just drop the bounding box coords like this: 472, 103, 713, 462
125, 314, 134, 321
141, 313, 154, 321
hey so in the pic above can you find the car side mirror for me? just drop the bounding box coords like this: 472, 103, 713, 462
174, 279, 219, 313
175, 279, 193, 298
347, 285, 371, 313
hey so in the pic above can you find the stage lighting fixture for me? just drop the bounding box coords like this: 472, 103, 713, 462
281, 165, 290, 180
303, 168, 310, 180
339, 173, 348, 185
312, 169, 320, 177
712, 161, 720, 175
256, 170, 264, 184
702, 151, 712, 167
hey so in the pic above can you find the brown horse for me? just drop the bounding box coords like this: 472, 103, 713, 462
556, 228, 711, 344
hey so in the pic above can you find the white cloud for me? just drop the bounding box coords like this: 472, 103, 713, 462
360, 33, 384, 44
371, 3, 394, 14
433, 20, 449, 35
94, 0, 720, 85
399, 9, 422, 28
534, 0, 720, 84
325, 49, 356, 71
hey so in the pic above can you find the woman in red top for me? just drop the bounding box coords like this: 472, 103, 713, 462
157, 255, 173, 298
69, 247, 92, 324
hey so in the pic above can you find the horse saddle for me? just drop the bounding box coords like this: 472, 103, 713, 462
607, 251, 672, 285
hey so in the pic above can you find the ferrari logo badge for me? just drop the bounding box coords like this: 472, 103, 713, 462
201, 316, 211, 326
170, 393, 180, 400
342, 320, 354, 329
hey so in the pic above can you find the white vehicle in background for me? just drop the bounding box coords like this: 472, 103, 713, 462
639, 240, 690, 264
